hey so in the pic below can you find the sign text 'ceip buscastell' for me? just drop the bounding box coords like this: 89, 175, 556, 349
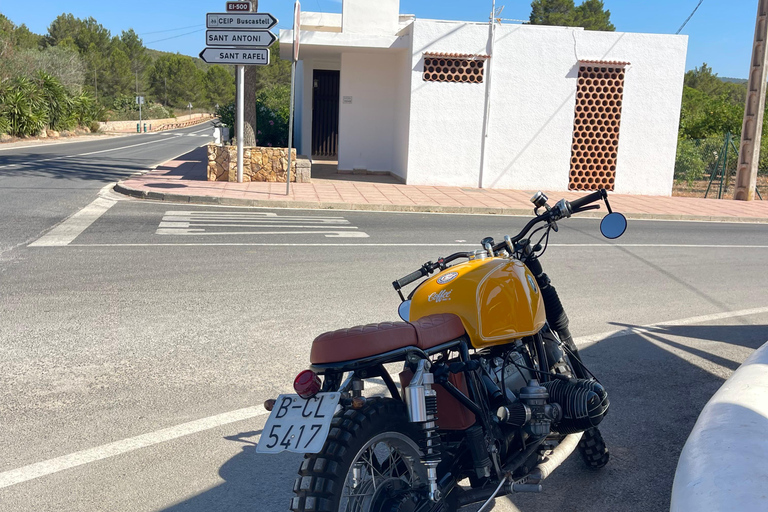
206, 13, 278, 29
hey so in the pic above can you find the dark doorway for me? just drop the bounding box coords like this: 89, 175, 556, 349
312, 70, 340, 157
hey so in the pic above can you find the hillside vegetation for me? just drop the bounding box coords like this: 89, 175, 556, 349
0, 12, 289, 141
674, 63, 768, 192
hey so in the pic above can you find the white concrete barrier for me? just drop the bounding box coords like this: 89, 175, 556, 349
670, 341, 768, 511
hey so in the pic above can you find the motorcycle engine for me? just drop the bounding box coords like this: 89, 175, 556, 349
486, 350, 610, 436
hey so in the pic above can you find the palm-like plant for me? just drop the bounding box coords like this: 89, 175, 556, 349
35, 71, 75, 131
1, 77, 46, 136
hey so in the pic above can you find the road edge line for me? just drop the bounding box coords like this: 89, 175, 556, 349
0, 405, 267, 490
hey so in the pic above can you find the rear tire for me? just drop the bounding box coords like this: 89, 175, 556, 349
290, 398, 456, 512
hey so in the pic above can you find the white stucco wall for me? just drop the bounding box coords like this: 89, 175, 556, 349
338, 52, 401, 174
405, 20, 687, 195
342, 0, 400, 35
406, 21, 492, 188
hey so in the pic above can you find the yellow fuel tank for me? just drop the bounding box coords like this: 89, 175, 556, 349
409, 256, 546, 349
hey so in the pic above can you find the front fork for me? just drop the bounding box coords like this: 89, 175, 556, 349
404, 359, 442, 502
524, 251, 585, 379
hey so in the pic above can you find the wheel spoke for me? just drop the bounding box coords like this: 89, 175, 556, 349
338, 431, 424, 512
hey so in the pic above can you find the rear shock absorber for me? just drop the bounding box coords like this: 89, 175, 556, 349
405, 359, 442, 502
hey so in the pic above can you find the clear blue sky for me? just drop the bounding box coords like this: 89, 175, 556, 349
0, 0, 758, 78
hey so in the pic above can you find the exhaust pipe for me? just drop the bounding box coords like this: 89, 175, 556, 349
528, 432, 583, 483
456, 432, 583, 508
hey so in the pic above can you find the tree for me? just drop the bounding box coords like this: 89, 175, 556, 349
574, 0, 615, 31
679, 86, 743, 140
530, 0, 576, 27
46, 14, 114, 101
147, 54, 204, 107
120, 29, 150, 96
529, 0, 615, 31
101, 45, 132, 99
255, 43, 291, 90
242, 0, 260, 146
205, 66, 235, 107
684, 63, 745, 105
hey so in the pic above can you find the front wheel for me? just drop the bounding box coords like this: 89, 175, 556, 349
291, 398, 456, 512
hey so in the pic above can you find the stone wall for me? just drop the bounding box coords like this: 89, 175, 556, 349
207, 143, 311, 182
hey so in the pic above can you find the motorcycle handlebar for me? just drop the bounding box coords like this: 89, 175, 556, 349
394, 268, 428, 289
569, 189, 607, 212
394, 190, 609, 290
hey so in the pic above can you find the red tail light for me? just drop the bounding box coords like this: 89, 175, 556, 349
294, 370, 321, 399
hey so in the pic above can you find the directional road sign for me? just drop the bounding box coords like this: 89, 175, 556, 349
206, 13, 278, 30
198, 48, 271, 66
206, 29, 276, 48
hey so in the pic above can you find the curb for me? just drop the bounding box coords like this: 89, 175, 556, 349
114, 182, 768, 223
671, 340, 768, 511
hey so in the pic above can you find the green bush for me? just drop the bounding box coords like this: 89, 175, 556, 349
106, 94, 173, 121
256, 85, 289, 147
216, 84, 290, 147
675, 137, 729, 185
215, 102, 235, 131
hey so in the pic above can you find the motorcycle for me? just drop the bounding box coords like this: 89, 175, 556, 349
257, 189, 627, 511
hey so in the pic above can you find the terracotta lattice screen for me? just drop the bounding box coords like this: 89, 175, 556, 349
569, 62, 627, 191
423, 53, 487, 83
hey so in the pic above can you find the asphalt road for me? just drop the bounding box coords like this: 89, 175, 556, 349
0, 122, 215, 258
1, 140, 768, 512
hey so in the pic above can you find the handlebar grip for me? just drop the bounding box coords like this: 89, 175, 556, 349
394, 269, 427, 289
569, 189, 606, 211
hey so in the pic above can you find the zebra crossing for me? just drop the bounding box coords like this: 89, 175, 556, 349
156, 211, 370, 238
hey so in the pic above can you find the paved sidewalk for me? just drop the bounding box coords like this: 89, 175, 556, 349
116, 147, 768, 223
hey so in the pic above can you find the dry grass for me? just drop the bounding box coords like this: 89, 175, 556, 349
672, 175, 768, 199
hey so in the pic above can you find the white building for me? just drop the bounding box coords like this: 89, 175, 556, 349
280, 0, 687, 196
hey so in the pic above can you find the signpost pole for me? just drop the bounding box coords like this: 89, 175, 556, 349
286, 61, 296, 195
236, 65, 245, 183
286, 1, 300, 195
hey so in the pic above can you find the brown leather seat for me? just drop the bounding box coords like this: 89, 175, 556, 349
310, 313, 465, 364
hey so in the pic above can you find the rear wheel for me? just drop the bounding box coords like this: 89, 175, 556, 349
291, 398, 456, 512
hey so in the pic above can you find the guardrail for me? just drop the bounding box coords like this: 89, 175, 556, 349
670, 340, 768, 511
153, 115, 214, 132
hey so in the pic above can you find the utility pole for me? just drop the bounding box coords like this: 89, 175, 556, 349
735, 0, 768, 201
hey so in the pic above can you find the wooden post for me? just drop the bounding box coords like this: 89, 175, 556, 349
735, 0, 768, 201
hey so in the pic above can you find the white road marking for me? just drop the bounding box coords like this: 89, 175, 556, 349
0, 405, 267, 490
29, 197, 116, 247
157, 211, 368, 238
67, 243, 768, 248
1, 307, 765, 489
2, 136, 186, 173
0, 134, 135, 152
156, 229, 369, 237
574, 306, 768, 348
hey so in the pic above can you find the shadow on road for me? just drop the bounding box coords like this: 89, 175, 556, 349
0, 156, 147, 182
158, 322, 767, 512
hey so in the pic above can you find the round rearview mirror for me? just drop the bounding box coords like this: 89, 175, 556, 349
600, 212, 627, 239
398, 300, 412, 322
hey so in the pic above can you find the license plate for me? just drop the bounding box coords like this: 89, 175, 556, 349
256, 393, 341, 454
